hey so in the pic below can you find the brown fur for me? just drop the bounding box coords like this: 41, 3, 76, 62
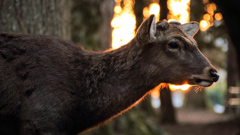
0, 15, 218, 135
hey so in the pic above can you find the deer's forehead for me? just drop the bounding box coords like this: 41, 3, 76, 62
161, 25, 197, 46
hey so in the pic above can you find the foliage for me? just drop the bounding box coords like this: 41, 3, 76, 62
205, 81, 227, 106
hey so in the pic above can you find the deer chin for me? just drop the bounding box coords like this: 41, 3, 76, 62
195, 79, 213, 87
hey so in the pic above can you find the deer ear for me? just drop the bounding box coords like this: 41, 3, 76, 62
136, 14, 156, 43
149, 15, 157, 41
182, 22, 199, 37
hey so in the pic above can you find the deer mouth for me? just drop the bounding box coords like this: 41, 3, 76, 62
194, 79, 213, 87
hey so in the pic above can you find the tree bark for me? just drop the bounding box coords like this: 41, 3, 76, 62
159, 86, 176, 124
0, 0, 71, 40
225, 40, 239, 113
99, 0, 114, 50
159, 0, 169, 21
134, 0, 146, 28
71, 0, 114, 51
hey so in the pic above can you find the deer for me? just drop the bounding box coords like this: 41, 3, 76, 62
0, 15, 219, 135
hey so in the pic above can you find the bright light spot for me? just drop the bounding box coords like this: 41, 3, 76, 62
200, 20, 210, 31
169, 84, 190, 91
143, 3, 160, 21
214, 13, 223, 21
111, 0, 136, 49
229, 98, 240, 106
151, 89, 160, 98
213, 37, 228, 52
202, 0, 209, 4
143, 7, 149, 18
214, 37, 224, 47
229, 87, 240, 94
200, 1, 220, 31
149, 3, 160, 21
172, 90, 184, 108
204, 3, 216, 15
151, 84, 162, 98
115, 0, 121, 2
167, 0, 191, 23
200, 20, 208, 27
213, 104, 225, 113
151, 97, 161, 108
203, 14, 211, 21
114, 6, 122, 14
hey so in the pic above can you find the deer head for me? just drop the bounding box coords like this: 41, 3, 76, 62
136, 15, 219, 87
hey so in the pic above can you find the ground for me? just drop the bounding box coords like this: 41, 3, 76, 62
161, 109, 240, 135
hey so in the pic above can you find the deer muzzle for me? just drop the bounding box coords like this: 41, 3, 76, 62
189, 67, 219, 87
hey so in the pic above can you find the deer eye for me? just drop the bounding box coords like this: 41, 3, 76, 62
168, 42, 179, 49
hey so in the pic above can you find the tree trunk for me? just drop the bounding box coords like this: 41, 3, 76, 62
225, 40, 239, 113
159, 86, 177, 124
0, 0, 71, 40
211, 0, 240, 114
99, 0, 114, 50
71, 0, 114, 51
134, 0, 146, 28
211, 0, 240, 79
159, 0, 169, 21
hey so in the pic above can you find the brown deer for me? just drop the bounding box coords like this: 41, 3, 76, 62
0, 15, 219, 135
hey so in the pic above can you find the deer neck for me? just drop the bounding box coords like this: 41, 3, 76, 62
71, 39, 164, 132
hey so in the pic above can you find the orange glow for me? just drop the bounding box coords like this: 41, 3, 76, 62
202, 0, 209, 4
167, 0, 191, 23
204, 3, 216, 15
115, 0, 121, 2
203, 14, 211, 21
143, 3, 160, 21
150, 83, 166, 98
114, 6, 122, 14
143, 7, 150, 18
214, 13, 223, 21
169, 84, 190, 91
111, 0, 136, 49
200, 1, 220, 31
149, 3, 160, 21
200, 20, 210, 31
151, 87, 160, 98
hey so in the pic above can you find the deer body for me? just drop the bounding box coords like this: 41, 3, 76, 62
0, 15, 218, 135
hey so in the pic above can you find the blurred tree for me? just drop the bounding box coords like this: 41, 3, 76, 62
134, 0, 146, 28
211, 0, 240, 78
159, 0, 169, 21
159, 86, 177, 124
225, 42, 239, 113
71, 0, 114, 50
0, 0, 71, 40
211, 0, 240, 114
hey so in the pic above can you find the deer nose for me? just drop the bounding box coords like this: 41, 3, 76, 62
210, 70, 219, 82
